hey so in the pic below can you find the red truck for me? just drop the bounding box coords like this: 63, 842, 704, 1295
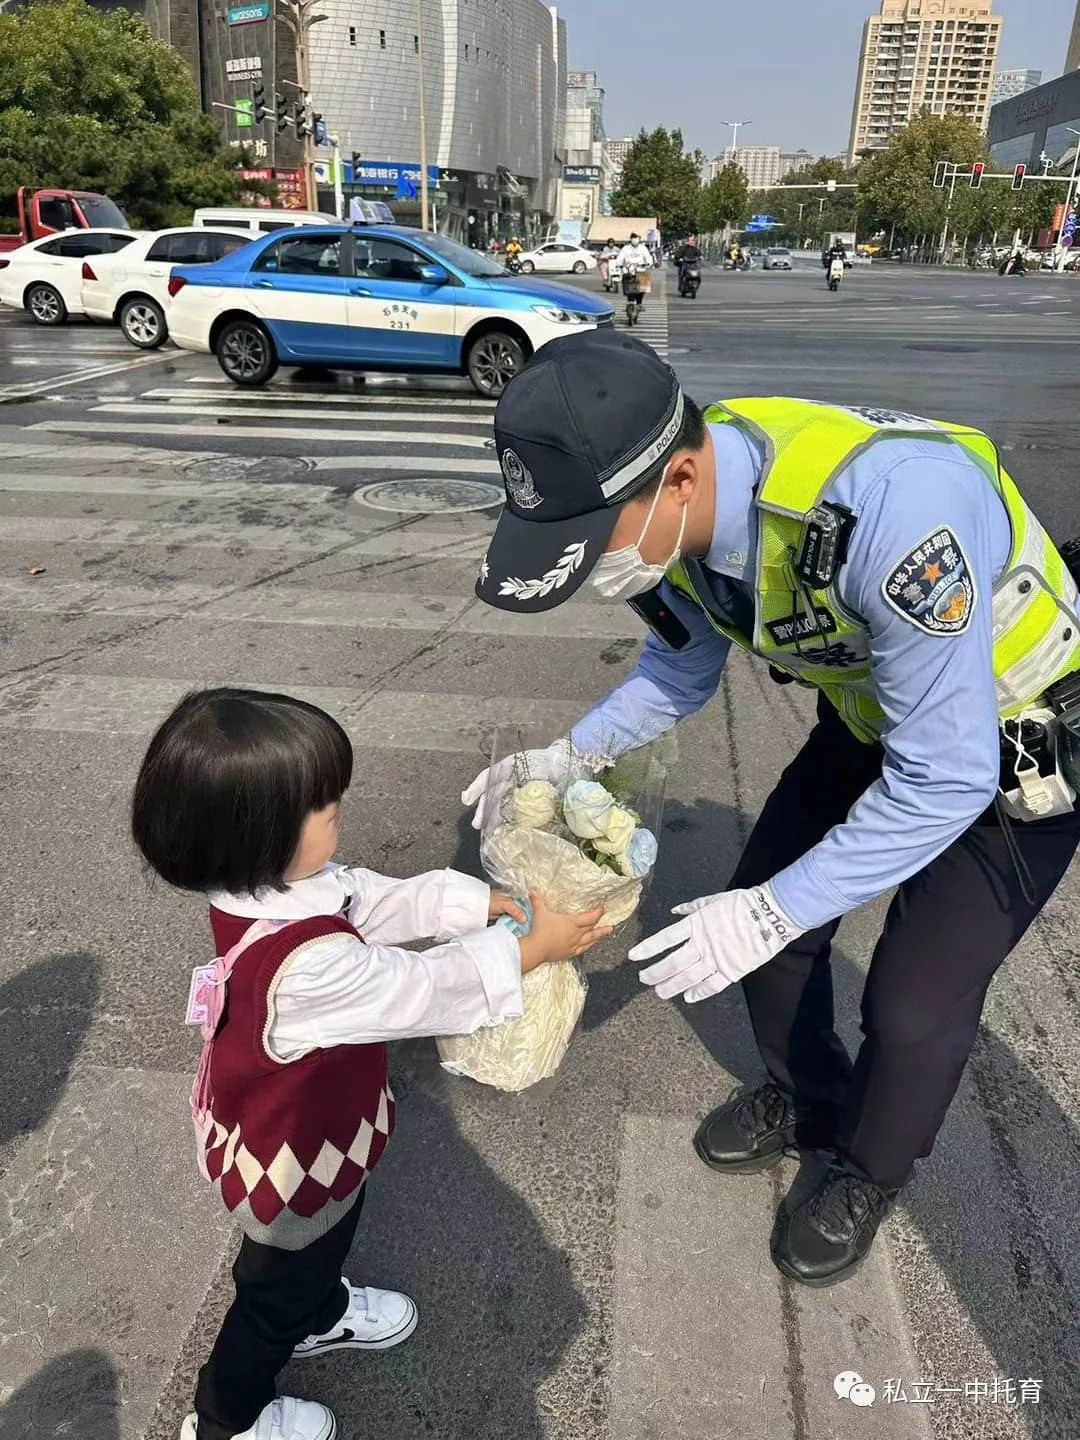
0, 186, 129, 253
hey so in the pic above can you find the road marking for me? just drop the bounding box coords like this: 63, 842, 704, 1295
144, 387, 496, 411
0, 578, 637, 639
0, 349, 175, 402
86, 402, 495, 444
26, 419, 504, 462
0, 470, 341, 500
0, 673, 585, 748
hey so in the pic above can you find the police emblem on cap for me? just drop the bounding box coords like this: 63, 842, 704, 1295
501, 449, 541, 510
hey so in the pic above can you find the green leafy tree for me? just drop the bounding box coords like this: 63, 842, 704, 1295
0, 0, 257, 231
699, 162, 749, 234
613, 127, 703, 237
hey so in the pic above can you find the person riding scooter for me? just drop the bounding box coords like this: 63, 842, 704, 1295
676, 236, 702, 297
822, 239, 848, 272
599, 238, 618, 291
999, 248, 1026, 277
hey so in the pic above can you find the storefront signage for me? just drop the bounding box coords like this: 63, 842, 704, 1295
227, 3, 270, 25
564, 167, 601, 185
347, 160, 439, 187
274, 168, 306, 209
226, 55, 263, 81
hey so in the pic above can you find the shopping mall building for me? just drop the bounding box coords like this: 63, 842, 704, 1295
138, 0, 568, 241
987, 69, 1080, 171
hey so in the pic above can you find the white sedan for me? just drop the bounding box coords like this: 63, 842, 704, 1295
81, 227, 254, 348
0, 228, 137, 324
517, 242, 597, 276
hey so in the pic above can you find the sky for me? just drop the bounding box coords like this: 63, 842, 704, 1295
554, 0, 1076, 158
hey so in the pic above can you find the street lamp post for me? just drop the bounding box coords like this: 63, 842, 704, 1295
278, 0, 327, 213
722, 119, 751, 164
417, 0, 429, 230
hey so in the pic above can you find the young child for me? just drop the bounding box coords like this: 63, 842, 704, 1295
132, 687, 609, 1440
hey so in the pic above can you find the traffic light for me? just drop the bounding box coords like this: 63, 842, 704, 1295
933, 161, 949, 189
352, 150, 362, 177
275, 93, 289, 132
312, 113, 326, 146
252, 81, 267, 125
1012, 163, 1026, 191
292, 100, 309, 137
970, 162, 984, 190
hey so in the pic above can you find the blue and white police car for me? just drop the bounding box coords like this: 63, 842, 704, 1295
166, 224, 615, 396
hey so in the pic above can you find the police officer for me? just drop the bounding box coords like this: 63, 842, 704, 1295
465, 329, 1080, 1287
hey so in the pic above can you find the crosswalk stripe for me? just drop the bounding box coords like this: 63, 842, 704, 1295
85, 403, 495, 444
0, 350, 175, 401
0, 579, 638, 639
0, 514, 493, 556
0, 469, 337, 499
143, 387, 496, 411
25, 420, 504, 462
0, 674, 585, 749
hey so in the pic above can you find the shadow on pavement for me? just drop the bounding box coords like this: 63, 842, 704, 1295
0, 1348, 120, 1440
288, 1053, 588, 1440
0, 951, 100, 1149
584, 791, 1078, 1433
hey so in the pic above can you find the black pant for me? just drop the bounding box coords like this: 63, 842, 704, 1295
194, 1189, 365, 1439
732, 697, 1080, 1190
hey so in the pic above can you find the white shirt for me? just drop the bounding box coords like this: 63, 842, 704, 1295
617, 243, 653, 270
209, 864, 523, 1063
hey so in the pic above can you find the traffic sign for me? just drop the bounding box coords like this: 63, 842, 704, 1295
1063, 209, 1077, 247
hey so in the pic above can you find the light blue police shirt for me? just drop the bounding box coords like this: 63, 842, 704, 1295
571, 419, 1012, 931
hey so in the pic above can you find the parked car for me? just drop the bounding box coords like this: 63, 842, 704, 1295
81, 227, 255, 348
0, 228, 136, 324
516, 242, 597, 276
166, 224, 615, 397
763, 247, 793, 270
191, 206, 359, 236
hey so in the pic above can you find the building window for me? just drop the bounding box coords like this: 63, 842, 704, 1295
349, 25, 356, 45
414, 34, 419, 52
379, 29, 386, 48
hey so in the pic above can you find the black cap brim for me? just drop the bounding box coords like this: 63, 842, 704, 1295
476, 503, 620, 613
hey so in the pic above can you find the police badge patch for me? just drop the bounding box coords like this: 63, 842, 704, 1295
500, 449, 542, 510
881, 526, 976, 635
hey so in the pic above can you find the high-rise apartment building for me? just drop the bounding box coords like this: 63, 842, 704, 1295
722, 144, 783, 190
991, 68, 1041, 106
848, 0, 1003, 165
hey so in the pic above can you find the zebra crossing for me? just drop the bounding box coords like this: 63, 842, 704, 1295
0, 310, 175, 400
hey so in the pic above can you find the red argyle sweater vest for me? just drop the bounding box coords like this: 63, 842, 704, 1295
199, 907, 395, 1250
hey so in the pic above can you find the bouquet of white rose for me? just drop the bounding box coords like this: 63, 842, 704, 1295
437, 734, 668, 1091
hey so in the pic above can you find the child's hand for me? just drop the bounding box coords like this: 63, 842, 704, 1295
518, 892, 612, 973
489, 892, 527, 926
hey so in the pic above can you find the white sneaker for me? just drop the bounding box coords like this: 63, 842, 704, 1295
293, 1278, 418, 1357
179, 1396, 336, 1440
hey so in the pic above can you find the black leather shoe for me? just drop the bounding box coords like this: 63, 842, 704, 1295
694, 1082, 797, 1173
771, 1161, 899, 1287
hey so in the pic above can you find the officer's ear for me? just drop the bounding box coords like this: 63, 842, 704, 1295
664, 445, 707, 505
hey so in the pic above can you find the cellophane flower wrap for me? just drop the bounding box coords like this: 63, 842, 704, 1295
436, 732, 669, 1092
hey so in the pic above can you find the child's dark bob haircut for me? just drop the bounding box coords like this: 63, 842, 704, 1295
132, 687, 352, 896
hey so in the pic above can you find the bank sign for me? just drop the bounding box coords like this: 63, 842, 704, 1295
228, 2, 270, 24
564, 167, 601, 185
348, 160, 440, 188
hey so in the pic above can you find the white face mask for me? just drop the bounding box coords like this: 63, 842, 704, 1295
590, 474, 687, 601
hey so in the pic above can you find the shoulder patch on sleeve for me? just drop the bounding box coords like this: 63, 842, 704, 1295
880, 526, 976, 635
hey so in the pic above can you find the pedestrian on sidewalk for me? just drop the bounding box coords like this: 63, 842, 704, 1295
464, 329, 1080, 1289
132, 687, 609, 1440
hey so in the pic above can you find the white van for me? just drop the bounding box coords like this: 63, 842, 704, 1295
191, 207, 337, 235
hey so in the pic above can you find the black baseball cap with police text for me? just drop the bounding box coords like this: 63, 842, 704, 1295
476, 329, 685, 613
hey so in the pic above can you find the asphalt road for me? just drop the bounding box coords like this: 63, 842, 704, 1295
0, 264, 1077, 1440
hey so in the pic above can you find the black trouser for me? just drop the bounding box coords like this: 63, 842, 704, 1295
732, 697, 1080, 1191
194, 1189, 365, 1439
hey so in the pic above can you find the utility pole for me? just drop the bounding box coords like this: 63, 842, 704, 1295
278, 0, 328, 212
417, 0, 430, 230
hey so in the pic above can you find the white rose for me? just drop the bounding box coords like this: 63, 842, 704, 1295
592, 805, 637, 856
512, 780, 558, 828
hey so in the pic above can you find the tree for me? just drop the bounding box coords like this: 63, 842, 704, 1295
0, 0, 255, 231
613, 127, 703, 237
699, 162, 749, 234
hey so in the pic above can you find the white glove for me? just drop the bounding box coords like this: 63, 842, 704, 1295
629, 883, 804, 1003
461, 738, 590, 831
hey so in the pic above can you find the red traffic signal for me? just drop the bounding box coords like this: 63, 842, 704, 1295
970, 162, 984, 190
1012, 164, 1026, 191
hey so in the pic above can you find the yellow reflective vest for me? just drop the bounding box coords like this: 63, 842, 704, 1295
667, 398, 1080, 744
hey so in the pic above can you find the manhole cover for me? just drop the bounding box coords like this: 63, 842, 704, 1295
182, 456, 314, 482
354, 478, 504, 514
